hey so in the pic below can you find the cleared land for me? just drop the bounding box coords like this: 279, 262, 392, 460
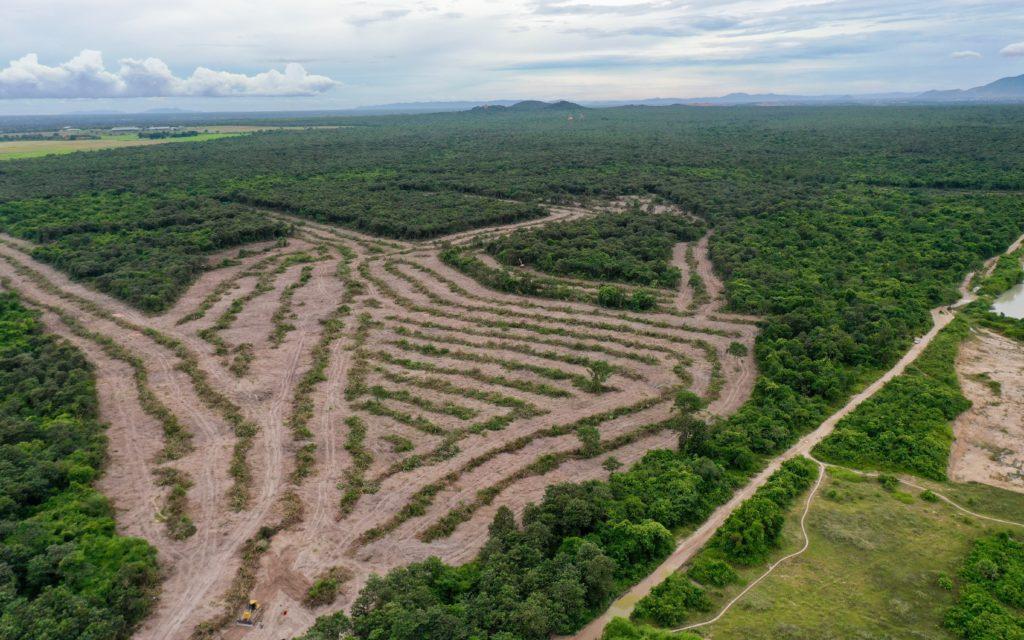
0, 132, 240, 160
949, 328, 1024, 491
0, 199, 756, 640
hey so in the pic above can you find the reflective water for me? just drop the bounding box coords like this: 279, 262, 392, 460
992, 282, 1024, 319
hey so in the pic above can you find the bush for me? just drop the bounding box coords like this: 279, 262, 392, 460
687, 557, 739, 588
711, 457, 818, 565
602, 617, 699, 640
304, 566, 353, 608
598, 285, 627, 309
944, 532, 1024, 639
293, 611, 351, 640
631, 573, 712, 627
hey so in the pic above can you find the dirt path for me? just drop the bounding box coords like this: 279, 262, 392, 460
675, 462, 826, 633
572, 231, 1024, 639
432, 204, 591, 247
570, 298, 967, 640
0, 198, 764, 640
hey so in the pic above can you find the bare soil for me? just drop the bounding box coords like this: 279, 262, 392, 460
949, 329, 1024, 492
0, 200, 760, 640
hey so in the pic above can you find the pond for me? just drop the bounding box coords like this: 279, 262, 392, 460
992, 282, 1024, 319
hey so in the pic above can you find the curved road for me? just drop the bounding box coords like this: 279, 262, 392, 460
571, 231, 1024, 640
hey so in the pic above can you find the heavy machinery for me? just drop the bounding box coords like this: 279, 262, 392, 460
236, 600, 263, 627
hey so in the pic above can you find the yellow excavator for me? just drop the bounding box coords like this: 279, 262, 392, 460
236, 600, 263, 627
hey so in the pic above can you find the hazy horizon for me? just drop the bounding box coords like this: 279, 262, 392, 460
2, 0, 1024, 116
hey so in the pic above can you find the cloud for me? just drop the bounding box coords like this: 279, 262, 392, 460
950, 50, 982, 59
348, 9, 411, 27
533, 0, 685, 16
1001, 42, 1024, 57
0, 50, 338, 99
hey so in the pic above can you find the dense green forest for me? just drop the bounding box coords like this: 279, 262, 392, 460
813, 319, 970, 479
0, 192, 289, 311
483, 209, 704, 287
945, 532, 1024, 639
0, 291, 159, 638
223, 172, 545, 239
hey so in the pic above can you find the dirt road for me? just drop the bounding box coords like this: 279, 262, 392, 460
570, 274, 987, 639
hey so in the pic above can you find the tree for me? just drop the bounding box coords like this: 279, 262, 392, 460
597, 285, 627, 309
577, 426, 602, 457
585, 361, 615, 392
674, 390, 705, 414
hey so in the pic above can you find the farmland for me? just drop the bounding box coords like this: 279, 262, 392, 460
0, 105, 1022, 640
0, 131, 240, 160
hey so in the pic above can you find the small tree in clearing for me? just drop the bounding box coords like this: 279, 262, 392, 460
585, 361, 614, 392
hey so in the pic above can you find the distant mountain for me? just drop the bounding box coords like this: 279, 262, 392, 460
482, 75, 1024, 109
356, 100, 522, 113
472, 100, 585, 112
143, 107, 198, 114
67, 109, 126, 115
919, 73, 1024, 102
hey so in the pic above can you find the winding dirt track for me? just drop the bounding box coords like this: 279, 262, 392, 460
0, 202, 759, 640
571, 233, 1024, 640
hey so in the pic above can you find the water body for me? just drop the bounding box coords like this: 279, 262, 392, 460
992, 282, 1024, 319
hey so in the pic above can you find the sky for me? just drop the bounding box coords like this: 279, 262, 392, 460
1, 0, 1023, 114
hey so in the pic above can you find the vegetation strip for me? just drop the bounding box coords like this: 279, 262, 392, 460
269, 263, 314, 346
0, 247, 261, 510
392, 324, 643, 379
4, 281, 198, 539
387, 257, 738, 338
388, 314, 661, 363
355, 391, 672, 545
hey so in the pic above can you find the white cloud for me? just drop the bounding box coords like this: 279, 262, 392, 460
950, 50, 981, 59
1001, 42, 1024, 57
0, 50, 338, 99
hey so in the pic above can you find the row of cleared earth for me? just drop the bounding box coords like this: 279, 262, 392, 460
0, 200, 758, 640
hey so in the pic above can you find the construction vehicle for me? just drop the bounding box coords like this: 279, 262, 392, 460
236, 600, 263, 627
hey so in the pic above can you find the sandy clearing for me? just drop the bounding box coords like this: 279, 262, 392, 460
385, 259, 745, 354
409, 251, 744, 336
0, 199, 763, 640
433, 204, 592, 247
949, 328, 1024, 492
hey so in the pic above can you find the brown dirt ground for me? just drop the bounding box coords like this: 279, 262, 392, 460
0, 200, 760, 640
949, 328, 1024, 492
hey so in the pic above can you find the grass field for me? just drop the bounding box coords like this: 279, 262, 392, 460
0, 132, 240, 160
697, 469, 1024, 639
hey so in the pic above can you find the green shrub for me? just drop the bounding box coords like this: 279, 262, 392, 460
631, 573, 712, 627
687, 557, 740, 588
944, 532, 1024, 639
304, 566, 353, 608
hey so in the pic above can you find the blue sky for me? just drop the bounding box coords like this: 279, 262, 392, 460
1, 0, 1023, 113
